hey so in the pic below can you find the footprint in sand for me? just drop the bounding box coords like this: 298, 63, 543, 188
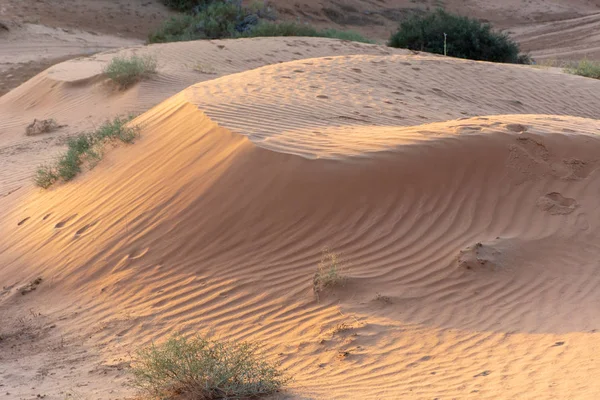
17, 217, 30, 226
111, 248, 150, 273
42, 213, 52, 220
536, 192, 579, 215
74, 221, 100, 238
130, 247, 150, 260
55, 214, 78, 229
506, 123, 528, 133
458, 242, 504, 271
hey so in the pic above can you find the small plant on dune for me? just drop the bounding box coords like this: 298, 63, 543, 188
34, 165, 59, 189
313, 249, 347, 294
389, 9, 529, 64
565, 59, 600, 79
34, 116, 139, 188
103, 55, 157, 89
131, 334, 289, 399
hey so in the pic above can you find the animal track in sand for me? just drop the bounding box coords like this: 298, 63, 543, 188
54, 214, 78, 229
42, 213, 52, 220
74, 221, 100, 238
130, 247, 150, 260
536, 192, 579, 215
457, 242, 505, 271
506, 123, 529, 133
17, 217, 30, 226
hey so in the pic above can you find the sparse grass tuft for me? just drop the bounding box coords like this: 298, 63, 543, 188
565, 59, 600, 79
131, 334, 289, 399
103, 55, 157, 89
34, 165, 59, 189
313, 250, 347, 294
34, 116, 139, 188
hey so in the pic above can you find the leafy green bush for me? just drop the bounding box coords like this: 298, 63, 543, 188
103, 55, 157, 89
389, 9, 527, 64
34, 116, 139, 188
565, 59, 600, 79
244, 22, 374, 43
131, 335, 289, 399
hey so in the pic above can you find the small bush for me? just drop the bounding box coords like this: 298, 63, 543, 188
103, 55, 157, 89
34, 165, 58, 189
132, 335, 288, 399
565, 59, 600, 79
313, 250, 347, 294
34, 116, 139, 188
389, 9, 527, 64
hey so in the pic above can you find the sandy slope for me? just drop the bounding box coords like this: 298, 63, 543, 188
3, 38, 600, 399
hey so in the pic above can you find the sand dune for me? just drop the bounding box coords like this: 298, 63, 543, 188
3, 38, 600, 399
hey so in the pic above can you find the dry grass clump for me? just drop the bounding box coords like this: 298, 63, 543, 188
25, 118, 62, 136
103, 55, 157, 89
131, 335, 289, 399
565, 59, 600, 79
313, 250, 347, 294
34, 116, 139, 188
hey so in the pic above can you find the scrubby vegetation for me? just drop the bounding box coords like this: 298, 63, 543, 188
565, 59, 600, 79
34, 116, 139, 188
131, 334, 288, 399
243, 22, 373, 43
103, 55, 157, 89
161, 0, 217, 13
313, 250, 347, 294
389, 9, 530, 64
149, 1, 372, 44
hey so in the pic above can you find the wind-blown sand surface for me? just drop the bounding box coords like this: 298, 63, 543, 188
2, 37, 600, 399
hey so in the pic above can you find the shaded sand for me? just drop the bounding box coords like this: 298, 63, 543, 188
3, 38, 600, 399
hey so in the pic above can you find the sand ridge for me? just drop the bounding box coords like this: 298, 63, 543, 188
3, 37, 600, 399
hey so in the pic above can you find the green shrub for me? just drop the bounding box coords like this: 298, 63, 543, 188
565, 59, 600, 79
244, 21, 374, 43
389, 9, 527, 63
103, 55, 157, 89
34, 116, 139, 188
131, 335, 289, 399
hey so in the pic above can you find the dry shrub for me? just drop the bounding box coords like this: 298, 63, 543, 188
131, 334, 289, 399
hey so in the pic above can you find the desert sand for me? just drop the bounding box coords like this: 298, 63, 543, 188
3, 1, 600, 400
